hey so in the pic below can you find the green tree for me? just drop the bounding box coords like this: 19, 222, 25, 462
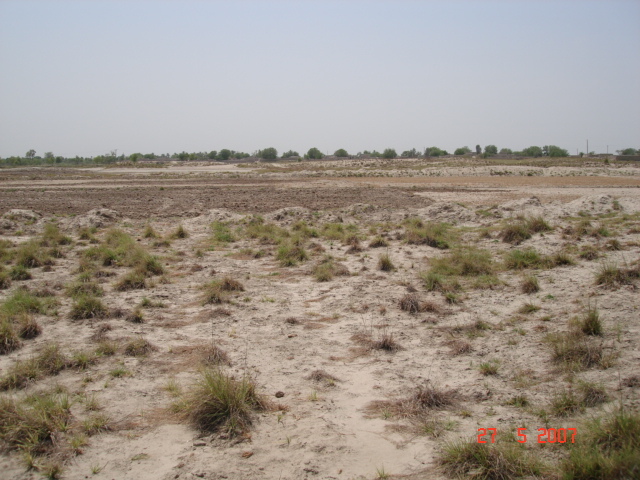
129, 153, 140, 163
281, 150, 299, 158
544, 145, 569, 157
475, 145, 482, 154
334, 148, 349, 157
382, 148, 397, 159
217, 149, 231, 161
522, 146, 543, 157
25, 149, 36, 159
207, 151, 218, 160
176, 151, 189, 161
305, 147, 324, 160
484, 145, 498, 155
258, 147, 278, 161
617, 148, 638, 155
401, 148, 419, 157
425, 147, 447, 157
499, 148, 512, 154
454, 146, 471, 155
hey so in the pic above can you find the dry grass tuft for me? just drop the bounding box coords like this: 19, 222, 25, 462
123, 337, 155, 357
377, 253, 395, 272
368, 383, 458, 420
447, 339, 472, 355
176, 368, 271, 437
306, 370, 341, 386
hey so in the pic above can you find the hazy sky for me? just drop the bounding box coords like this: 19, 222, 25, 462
1, 0, 638, 158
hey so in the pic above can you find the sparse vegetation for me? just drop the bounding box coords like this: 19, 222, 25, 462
377, 253, 395, 272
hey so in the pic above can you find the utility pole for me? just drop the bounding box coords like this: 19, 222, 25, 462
587, 140, 589, 156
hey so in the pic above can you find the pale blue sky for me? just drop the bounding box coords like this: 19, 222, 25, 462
1, 0, 638, 157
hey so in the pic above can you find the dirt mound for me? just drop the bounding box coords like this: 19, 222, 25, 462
67, 208, 121, 229
2, 209, 41, 222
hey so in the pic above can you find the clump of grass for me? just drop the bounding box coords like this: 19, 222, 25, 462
125, 308, 145, 324
291, 220, 319, 239
505, 395, 530, 408
114, 270, 147, 291
200, 345, 231, 367
15, 240, 52, 268
560, 408, 640, 480
219, 277, 244, 292
210, 221, 237, 244
143, 224, 158, 238
320, 222, 357, 242
479, 359, 500, 376
177, 368, 270, 437
0, 389, 73, 472
1, 288, 56, 320
504, 248, 543, 269
66, 281, 104, 298
78, 226, 98, 241
69, 296, 107, 320
579, 245, 600, 260
577, 381, 609, 407
595, 260, 639, 287
368, 236, 389, 248
201, 281, 229, 305
429, 247, 496, 277
580, 305, 603, 336
41, 223, 72, 247
306, 370, 341, 387
0, 343, 70, 390
438, 439, 544, 479
399, 293, 425, 314
547, 332, 614, 371
500, 222, 532, 244
518, 302, 540, 314
172, 225, 189, 239
344, 235, 363, 253
16, 313, 41, 339
403, 220, 453, 249
551, 389, 584, 417
312, 256, 349, 282
526, 215, 552, 233
368, 383, 458, 419
0, 320, 21, 354
521, 275, 539, 293
0, 269, 11, 289
244, 217, 289, 244
378, 253, 395, 272
447, 339, 472, 355
123, 337, 155, 357
276, 241, 308, 267
9, 265, 31, 281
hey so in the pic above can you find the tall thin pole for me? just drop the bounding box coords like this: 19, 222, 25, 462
587, 140, 589, 155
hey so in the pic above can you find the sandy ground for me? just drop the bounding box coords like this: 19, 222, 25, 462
0, 160, 639, 479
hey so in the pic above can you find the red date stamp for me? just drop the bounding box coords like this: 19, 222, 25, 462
477, 428, 577, 443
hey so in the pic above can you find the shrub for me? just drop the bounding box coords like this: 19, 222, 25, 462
178, 368, 270, 436
69, 296, 108, 320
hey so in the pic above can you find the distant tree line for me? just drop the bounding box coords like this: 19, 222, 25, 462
2, 144, 636, 167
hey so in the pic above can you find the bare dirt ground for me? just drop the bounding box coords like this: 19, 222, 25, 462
0, 159, 639, 480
